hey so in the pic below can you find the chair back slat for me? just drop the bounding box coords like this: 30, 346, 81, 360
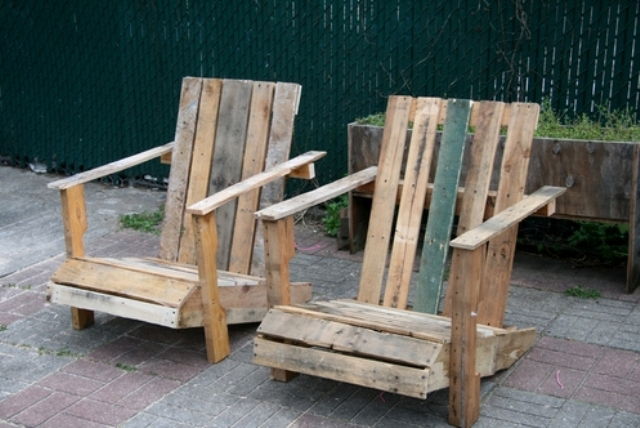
159, 78, 301, 275
357, 96, 413, 304
159, 77, 203, 261
383, 98, 442, 309
414, 99, 472, 313
476, 103, 540, 326
228, 81, 276, 274
177, 78, 223, 264
209, 80, 254, 268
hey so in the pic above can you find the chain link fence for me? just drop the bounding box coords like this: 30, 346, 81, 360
1, 0, 638, 185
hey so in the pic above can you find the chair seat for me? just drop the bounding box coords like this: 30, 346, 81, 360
48, 256, 311, 328
254, 299, 536, 398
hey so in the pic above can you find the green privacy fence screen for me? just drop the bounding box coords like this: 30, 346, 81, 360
1, 0, 639, 185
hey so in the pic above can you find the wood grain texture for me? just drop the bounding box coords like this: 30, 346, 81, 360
450, 186, 565, 250
160, 77, 203, 261
60, 184, 93, 329
263, 218, 295, 307
383, 98, 441, 309
228, 81, 275, 274
440, 102, 504, 316
256, 166, 377, 221
415, 99, 471, 314
259, 309, 442, 367
209, 79, 253, 269
448, 247, 484, 428
477, 103, 540, 327
193, 212, 230, 363
357, 96, 413, 303
188, 151, 325, 215
251, 82, 301, 276
178, 79, 223, 264
48, 143, 174, 190
253, 337, 430, 399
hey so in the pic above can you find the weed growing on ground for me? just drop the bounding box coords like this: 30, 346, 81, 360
115, 362, 137, 372
322, 195, 349, 237
0, 324, 6, 332
564, 286, 601, 299
120, 209, 164, 234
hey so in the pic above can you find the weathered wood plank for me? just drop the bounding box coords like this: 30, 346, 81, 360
48, 283, 179, 328
160, 77, 203, 261
478, 103, 540, 327
251, 82, 301, 276
415, 99, 471, 314
51, 258, 195, 307
358, 96, 413, 303
178, 282, 312, 327
193, 212, 230, 363
256, 166, 378, 221
263, 218, 295, 307
60, 184, 91, 329
276, 303, 449, 343
228, 81, 276, 274
209, 79, 253, 270
178, 78, 223, 264
450, 186, 565, 250
188, 151, 326, 216
253, 337, 431, 399
48, 143, 175, 190
383, 98, 441, 309
258, 310, 442, 367
448, 247, 484, 428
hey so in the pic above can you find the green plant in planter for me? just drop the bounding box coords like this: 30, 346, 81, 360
120, 209, 164, 234
323, 195, 348, 237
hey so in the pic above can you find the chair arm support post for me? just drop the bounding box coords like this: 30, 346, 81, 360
193, 212, 230, 363
263, 217, 295, 307
59, 184, 88, 257
448, 246, 484, 428
59, 184, 94, 329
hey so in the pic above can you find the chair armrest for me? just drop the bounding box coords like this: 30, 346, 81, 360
256, 166, 378, 221
450, 185, 566, 250
48, 142, 175, 190
186, 151, 327, 216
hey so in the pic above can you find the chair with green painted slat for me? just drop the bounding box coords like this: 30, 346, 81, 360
252, 96, 565, 427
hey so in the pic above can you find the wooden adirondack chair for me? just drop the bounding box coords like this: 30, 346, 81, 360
46, 77, 325, 363
252, 96, 565, 427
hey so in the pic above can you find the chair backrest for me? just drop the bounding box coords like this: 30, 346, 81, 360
356, 96, 539, 326
159, 77, 301, 275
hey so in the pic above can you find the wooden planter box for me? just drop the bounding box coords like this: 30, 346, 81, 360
348, 123, 640, 293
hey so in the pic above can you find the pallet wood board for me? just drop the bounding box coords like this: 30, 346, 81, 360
358, 96, 413, 303
415, 99, 471, 314
254, 337, 431, 399
258, 309, 442, 367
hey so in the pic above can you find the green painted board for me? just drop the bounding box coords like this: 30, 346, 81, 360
414, 99, 471, 314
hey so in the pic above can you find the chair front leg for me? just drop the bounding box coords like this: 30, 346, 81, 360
263, 216, 297, 381
193, 212, 230, 363
59, 184, 94, 329
448, 246, 484, 428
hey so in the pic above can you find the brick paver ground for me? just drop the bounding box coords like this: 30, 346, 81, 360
1, 166, 640, 427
